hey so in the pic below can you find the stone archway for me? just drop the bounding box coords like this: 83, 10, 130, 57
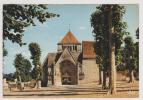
60, 60, 78, 85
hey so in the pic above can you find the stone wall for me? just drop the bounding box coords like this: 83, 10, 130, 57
79, 59, 99, 84
116, 71, 129, 81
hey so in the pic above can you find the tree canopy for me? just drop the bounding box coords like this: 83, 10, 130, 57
91, 5, 128, 55
3, 4, 59, 46
136, 28, 139, 39
29, 42, 41, 67
124, 36, 138, 82
29, 42, 42, 82
3, 47, 8, 57
91, 5, 129, 94
14, 53, 32, 82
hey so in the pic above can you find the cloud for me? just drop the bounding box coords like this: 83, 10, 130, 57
79, 26, 86, 30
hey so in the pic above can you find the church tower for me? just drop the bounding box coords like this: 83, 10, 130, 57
57, 31, 81, 52
42, 30, 99, 87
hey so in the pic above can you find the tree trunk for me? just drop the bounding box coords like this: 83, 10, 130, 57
108, 69, 111, 89
52, 66, 54, 85
109, 47, 116, 94
37, 80, 41, 88
129, 70, 134, 83
102, 70, 107, 89
108, 6, 116, 95
99, 68, 102, 85
36, 74, 41, 89
18, 75, 23, 91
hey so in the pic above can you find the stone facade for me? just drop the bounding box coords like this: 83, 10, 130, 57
42, 31, 99, 86
79, 59, 99, 84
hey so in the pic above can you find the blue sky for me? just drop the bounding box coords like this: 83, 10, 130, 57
3, 4, 139, 74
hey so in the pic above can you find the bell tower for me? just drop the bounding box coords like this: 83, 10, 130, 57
57, 31, 81, 52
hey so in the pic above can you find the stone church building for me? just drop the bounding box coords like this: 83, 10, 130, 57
42, 31, 99, 86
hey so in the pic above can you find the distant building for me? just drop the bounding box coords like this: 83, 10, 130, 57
42, 31, 99, 86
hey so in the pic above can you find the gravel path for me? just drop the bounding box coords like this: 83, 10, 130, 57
3, 81, 139, 98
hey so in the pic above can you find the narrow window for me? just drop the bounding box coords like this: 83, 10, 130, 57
75, 46, 77, 51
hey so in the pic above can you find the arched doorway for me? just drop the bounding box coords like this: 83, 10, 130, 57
60, 60, 78, 85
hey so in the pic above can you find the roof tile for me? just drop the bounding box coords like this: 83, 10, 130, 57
58, 31, 81, 44
82, 41, 96, 58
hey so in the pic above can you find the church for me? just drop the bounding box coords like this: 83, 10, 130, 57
42, 31, 99, 86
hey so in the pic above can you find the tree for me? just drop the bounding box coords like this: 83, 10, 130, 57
134, 28, 139, 79
14, 54, 32, 82
23, 59, 32, 81
3, 46, 8, 57
136, 28, 139, 39
29, 43, 41, 67
3, 4, 59, 46
3, 43, 8, 57
14, 54, 24, 83
116, 48, 126, 71
124, 36, 137, 82
29, 42, 41, 88
14, 53, 32, 90
31, 67, 42, 80
3, 73, 16, 82
91, 5, 128, 94
91, 8, 109, 89
95, 55, 103, 85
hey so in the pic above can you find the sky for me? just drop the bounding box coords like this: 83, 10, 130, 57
3, 4, 139, 74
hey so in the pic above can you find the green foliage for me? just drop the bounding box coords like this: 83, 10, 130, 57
96, 55, 104, 70
136, 28, 139, 39
14, 54, 25, 69
115, 48, 127, 71
134, 42, 139, 72
14, 54, 32, 82
3, 43, 8, 57
29, 42, 42, 81
124, 36, 135, 58
116, 64, 126, 71
29, 42, 41, 67
135, 28, 139, 74
3, 47, 8, 57
91, 5, 128, 71
116, 48, 123, 63
3, 4, 59, 46
124, 36, 137, 71
31, 67, 42, 80
3, 73, 16, 81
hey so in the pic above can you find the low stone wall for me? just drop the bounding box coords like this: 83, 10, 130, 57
79, 70, 130, 84
116, 71, 129, 81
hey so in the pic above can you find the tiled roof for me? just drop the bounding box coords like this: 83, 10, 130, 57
58, 31, 81, 45
82, 41, 96, 59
